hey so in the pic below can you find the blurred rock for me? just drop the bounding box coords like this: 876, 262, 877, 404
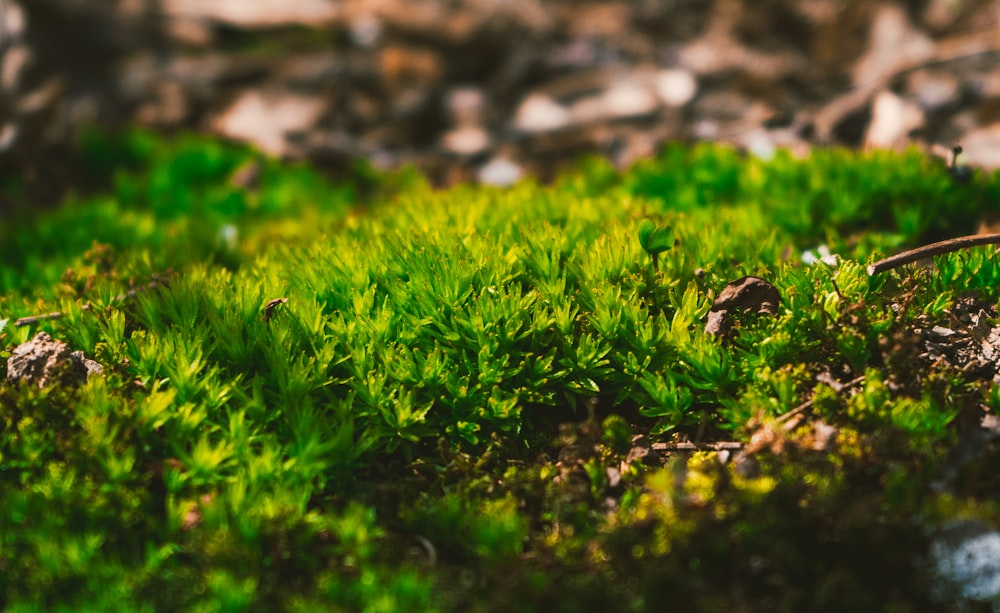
793, 0, 842, 24
1, 44, 30, 91
0, 0, 26, 40
931, 520, 1000, 602
740, 128, 777, 161
514, 93, 571, 133
608, 125, 669, 169
212, 91, 326, 156
922, 0, 975, 31
0, 123, 17, 152
445, 87, 485, 125
907, 69, 961, 110
564, 2, 629, 38
366, 0, 553, 43
166, 17, 213, 47
442, 126, 490, 156
162, 0, 340, 29
18, 78, 61, 115
478, 157, 522, 186
653, 69, 697, 107
958, 123, 1000, 169
600, 80, 660, 119
864, 90, 924, 150
348, 12, 382, 48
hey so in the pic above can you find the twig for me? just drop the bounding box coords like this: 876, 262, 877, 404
14, 312, 65, 327
867, 233, 1000, 276
413, 534, 437, 566
13, 277, 169, 327
815, 29, 1000, 141
652, 441, 744, 452
775, 375, 866, 424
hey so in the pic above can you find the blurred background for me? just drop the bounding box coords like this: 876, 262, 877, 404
2, 0, 1000, 205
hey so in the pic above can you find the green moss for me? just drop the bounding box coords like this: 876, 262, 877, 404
2, 131, 1000, 609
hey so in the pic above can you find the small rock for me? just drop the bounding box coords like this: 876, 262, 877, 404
567, 95, 606, 125
705, 276, 781, 336
907, 69, 960, 111
0, 123, 17, 153
864, 90, 924, 150
806, 420, 837, 451
513, 93, 571, 133
601, 81, 659, 119
445, 87, 485, 125
6, 332, 103, 388
740, 128, 776, 161
605, 466, 622, 490
18, 78, 62, 115
956, 123, 1000, 170
922, 0, 971, 31
801, 245, 840, 267
161, 0, 340, 29
931, 521, 1000, 602
653, 69, 697, 107
477, 157, 522, 187
71, 351, 104, 379
0, 0, 26, 39
211, 91, 326, 157
349, 13, 382, 48
1, 44, 31, 91
442, 126, 490, 156
626, 434, 659, 465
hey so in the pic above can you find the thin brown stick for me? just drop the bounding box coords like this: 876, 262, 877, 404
652, 441, 744, 452
14, 312, 65, 327
775, 375, 866, 423
13, 278, 169, 327
867, 233, 1000, 276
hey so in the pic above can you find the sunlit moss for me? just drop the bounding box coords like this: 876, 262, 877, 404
2, 131, 1000, 609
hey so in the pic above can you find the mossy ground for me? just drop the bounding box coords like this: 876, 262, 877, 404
3, 130, 1000, 611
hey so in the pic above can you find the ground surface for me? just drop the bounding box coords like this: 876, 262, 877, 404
3, 0, 1000, 206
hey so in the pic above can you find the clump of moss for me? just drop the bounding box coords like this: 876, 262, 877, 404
2, 130, 1000, 610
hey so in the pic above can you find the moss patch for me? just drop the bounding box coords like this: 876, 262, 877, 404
2, 131, 1000, 610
